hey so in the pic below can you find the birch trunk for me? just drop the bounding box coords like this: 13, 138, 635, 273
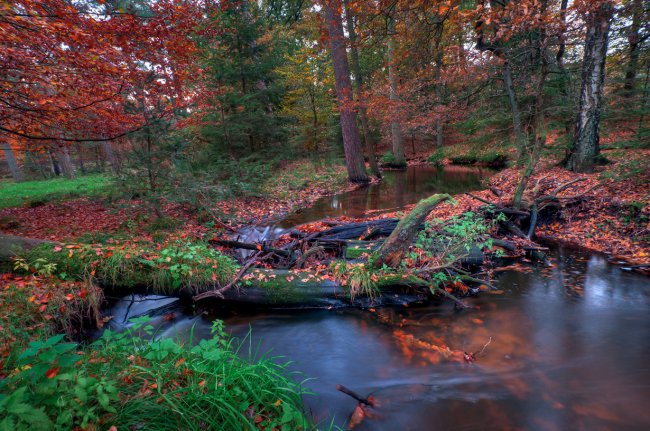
567, 2, 613, 173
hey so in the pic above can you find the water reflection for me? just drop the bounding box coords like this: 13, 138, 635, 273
212, 247, 650, 430
280, 166, 493, 227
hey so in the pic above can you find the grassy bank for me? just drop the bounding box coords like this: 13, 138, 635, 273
0, 273, 315, 431
0, 175, 114, 209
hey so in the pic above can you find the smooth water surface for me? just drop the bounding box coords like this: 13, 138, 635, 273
279, 165, 492, 227
210, 249, 650, 430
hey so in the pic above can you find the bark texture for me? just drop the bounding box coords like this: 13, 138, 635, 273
344, 0, 381, 178
623, 0, 643, 93
566, 2, 613, 173
1, 142, 24, 182
387, 17, 406, 168
323, 0, 369, 183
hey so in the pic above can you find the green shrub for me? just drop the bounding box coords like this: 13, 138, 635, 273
428, 149, 446, 166
380, 151, 396, 165
0, 320, 313, 430
449, 154, 478, 165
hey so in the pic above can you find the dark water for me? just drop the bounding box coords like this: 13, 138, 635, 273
280, 165, 492, 227
211, 249, 650, 430
108, 166, 650, 430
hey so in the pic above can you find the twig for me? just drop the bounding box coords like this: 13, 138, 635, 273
430, 285, 469, 308
336, 385, 375, 406
193, 251, 266, 301
465, 193, 496, 206
474, 336, 492, 357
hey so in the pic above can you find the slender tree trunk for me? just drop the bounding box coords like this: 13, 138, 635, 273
433, 43, 445, 149
556, 0, 569, 68
387, 17, 406, 168
48, 150, 60, 176
323, 0, 369, 183
566, 2, 613, 173
102, 141, 120, 174
623, 0, 642, 94
75, 144, 86, 175
503, 61, 527, 165
343, 0, 381, 178
1, 142, 24, 182
513, 2, 549, 210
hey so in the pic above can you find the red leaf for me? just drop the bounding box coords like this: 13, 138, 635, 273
45, 366, 60, 379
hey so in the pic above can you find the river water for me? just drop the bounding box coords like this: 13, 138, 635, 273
108, 166, 650, 430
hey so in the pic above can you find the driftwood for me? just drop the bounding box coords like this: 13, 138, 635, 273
193, 268, 432, 306
292, 246, 325, 269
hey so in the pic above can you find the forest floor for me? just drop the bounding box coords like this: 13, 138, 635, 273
1, 136, 648, 266
0, 160, 353, 241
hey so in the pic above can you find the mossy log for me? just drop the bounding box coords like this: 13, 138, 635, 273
372, 194, 451, 268
200, 268, 430, 307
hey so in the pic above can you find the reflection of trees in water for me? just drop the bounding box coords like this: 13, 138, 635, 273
281, 166, 493, 225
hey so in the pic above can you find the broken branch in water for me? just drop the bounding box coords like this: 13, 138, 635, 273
336, 385, 376, 407
193, 251, 267, 301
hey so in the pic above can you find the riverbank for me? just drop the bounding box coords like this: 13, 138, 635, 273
0, 273, 314, 430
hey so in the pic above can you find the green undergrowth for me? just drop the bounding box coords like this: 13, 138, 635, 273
0, 175, 114, 209
16, 240, 239, 294
331, 211, 500, 299
427, 147, 509, 168
0, 318, 315, 431
259, 159, 348, 200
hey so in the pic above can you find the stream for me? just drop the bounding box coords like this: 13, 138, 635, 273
106, 166, 650, 430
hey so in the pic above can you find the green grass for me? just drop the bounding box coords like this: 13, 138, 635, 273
0, 174, 114, 208
0, 317, 316, 430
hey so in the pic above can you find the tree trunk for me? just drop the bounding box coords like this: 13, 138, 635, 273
566, 2, 613, 173
387, 17, 406, 168
48, 150, 61, 176
513, 3, 549, 210
75, 143, 86, 174
102, 141, 120, 174
56, 145, 76, 179
1, 142, 24, 182
343, 0, 381, 178
503, 61, 527, 165
323, 0, 369, 183
623, 0, 642, 94
372, 194, 451, 268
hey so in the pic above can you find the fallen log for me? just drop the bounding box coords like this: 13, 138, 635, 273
211, 239, 292, 258
193, 268, 437, 306
311, 218, 400, 241
372, 194, 451, 268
